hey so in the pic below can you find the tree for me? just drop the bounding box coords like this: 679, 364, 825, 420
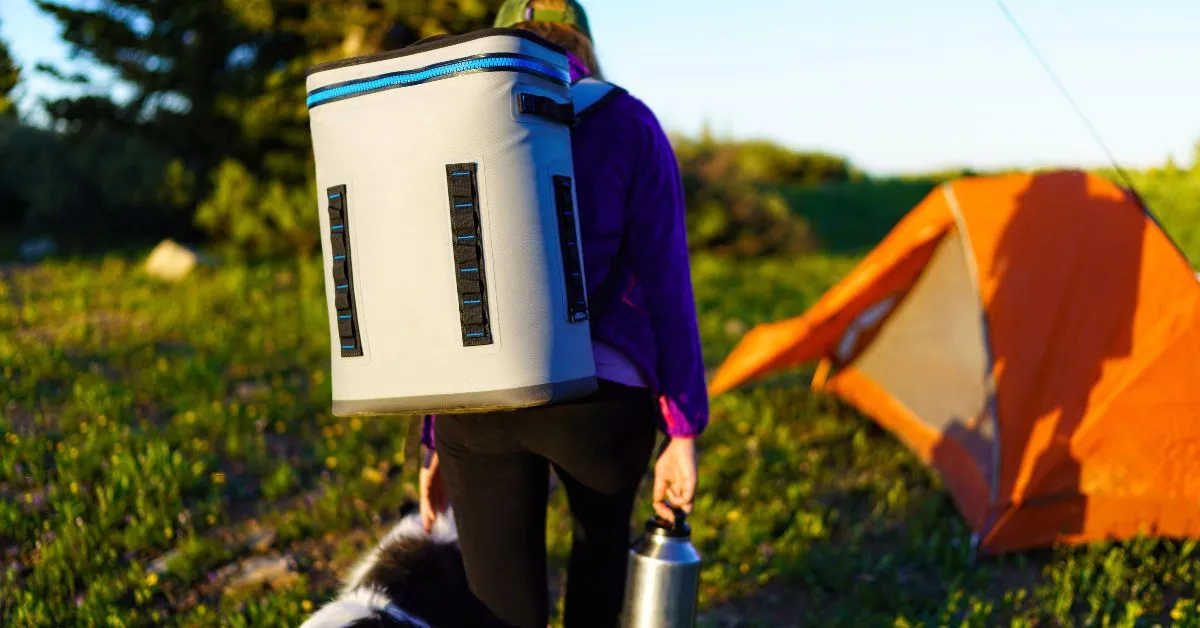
0, 24, 19, 117
34, 0, 504, 253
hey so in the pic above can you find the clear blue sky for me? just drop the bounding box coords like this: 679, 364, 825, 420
3, 0, 1198, 175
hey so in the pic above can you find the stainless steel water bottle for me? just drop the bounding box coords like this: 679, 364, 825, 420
619, 508, 702, 628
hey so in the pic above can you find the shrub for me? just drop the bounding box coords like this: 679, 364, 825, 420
51, 123, 193, 236
0, 118, 193, 238
1123, 156, 1200, 266
194, 160, 319, 260
0, 118, 84, 230
718, 138, 860, 185
673, 133, 842, 258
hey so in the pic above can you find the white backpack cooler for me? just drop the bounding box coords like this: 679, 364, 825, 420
305, 29, 621, 416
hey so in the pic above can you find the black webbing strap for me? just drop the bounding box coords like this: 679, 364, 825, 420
553, 175, 588, 323
445, 163, 493, 346
328, 185, 363, 357
518, 93, 576, 126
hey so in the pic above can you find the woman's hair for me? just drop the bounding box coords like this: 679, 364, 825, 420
507, 0, 603, 79
375, 1, 604, 79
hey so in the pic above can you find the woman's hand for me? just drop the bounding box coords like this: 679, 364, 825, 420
419, 450, 449, 533
653, 437, 697, 524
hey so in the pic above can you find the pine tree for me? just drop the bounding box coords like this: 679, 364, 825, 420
34, 0, 503, 252
34, 0, 504, 178
0, 23, 19, 117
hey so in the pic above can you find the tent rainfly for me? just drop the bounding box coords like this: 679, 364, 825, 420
709, 170, 1200, 555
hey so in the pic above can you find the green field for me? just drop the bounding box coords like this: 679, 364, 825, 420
3, 169, 1200, 627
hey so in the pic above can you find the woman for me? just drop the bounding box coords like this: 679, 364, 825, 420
418, 2, 708, 626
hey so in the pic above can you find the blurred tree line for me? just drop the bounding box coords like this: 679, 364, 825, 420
0, 1, 854, 258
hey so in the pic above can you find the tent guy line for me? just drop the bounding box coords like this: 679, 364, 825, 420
991, 0, 1137, 192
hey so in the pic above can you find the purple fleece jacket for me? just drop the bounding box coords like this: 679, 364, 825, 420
422, 53, 708, 447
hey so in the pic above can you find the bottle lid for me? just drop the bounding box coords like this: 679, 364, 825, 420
646, 506, 691, 538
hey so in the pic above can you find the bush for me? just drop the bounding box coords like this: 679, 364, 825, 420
1123, 156, 1200, 267
0, 118, 193, 238
673, 133, 845, 258
194, 160, 319, 260
51, 124, 193, 236
717, 138, 860, 185
0, 118, 84, 230
683, 173, 817, 259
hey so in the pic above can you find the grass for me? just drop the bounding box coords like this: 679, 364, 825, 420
783, 178, 941, 255
2, 169, 1199, 626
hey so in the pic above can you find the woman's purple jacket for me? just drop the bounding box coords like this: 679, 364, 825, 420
421, 53, 708, 448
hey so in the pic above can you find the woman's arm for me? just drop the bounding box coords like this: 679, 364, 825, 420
621, 99, 709, 440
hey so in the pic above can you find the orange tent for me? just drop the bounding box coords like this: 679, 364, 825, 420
709, 170, 1200, 554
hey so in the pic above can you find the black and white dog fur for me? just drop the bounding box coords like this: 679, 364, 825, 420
300, 501, 494, 628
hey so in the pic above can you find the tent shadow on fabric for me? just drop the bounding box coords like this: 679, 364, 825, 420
932, 171, 1144, 551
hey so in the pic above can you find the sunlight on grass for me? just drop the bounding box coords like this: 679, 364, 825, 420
2, 170, 1199, 626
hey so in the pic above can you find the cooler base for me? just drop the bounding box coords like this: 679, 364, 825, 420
332, 376, 599, 416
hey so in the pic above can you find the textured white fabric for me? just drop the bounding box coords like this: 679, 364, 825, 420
307, 33, 599, 414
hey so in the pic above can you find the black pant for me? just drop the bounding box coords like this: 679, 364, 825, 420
434, 380, 660, 628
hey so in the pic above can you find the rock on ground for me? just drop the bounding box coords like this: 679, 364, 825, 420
144, 239, 214, 282
224, 555, 300, 595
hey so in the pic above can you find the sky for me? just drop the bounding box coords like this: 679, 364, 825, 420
3, 0, 1198, 175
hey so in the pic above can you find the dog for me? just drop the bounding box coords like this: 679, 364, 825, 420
300, 501, 495, 628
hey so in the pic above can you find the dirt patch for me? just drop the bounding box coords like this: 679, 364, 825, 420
2, 402, 40, 435
13, 309, 154, 354
700, 583, 810, 627
0, 263, 39, 308
173, 520, 381, 614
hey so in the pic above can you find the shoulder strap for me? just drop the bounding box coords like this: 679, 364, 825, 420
569, 78, 626, 122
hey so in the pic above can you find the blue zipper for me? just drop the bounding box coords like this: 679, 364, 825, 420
307, 54, 569, 108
